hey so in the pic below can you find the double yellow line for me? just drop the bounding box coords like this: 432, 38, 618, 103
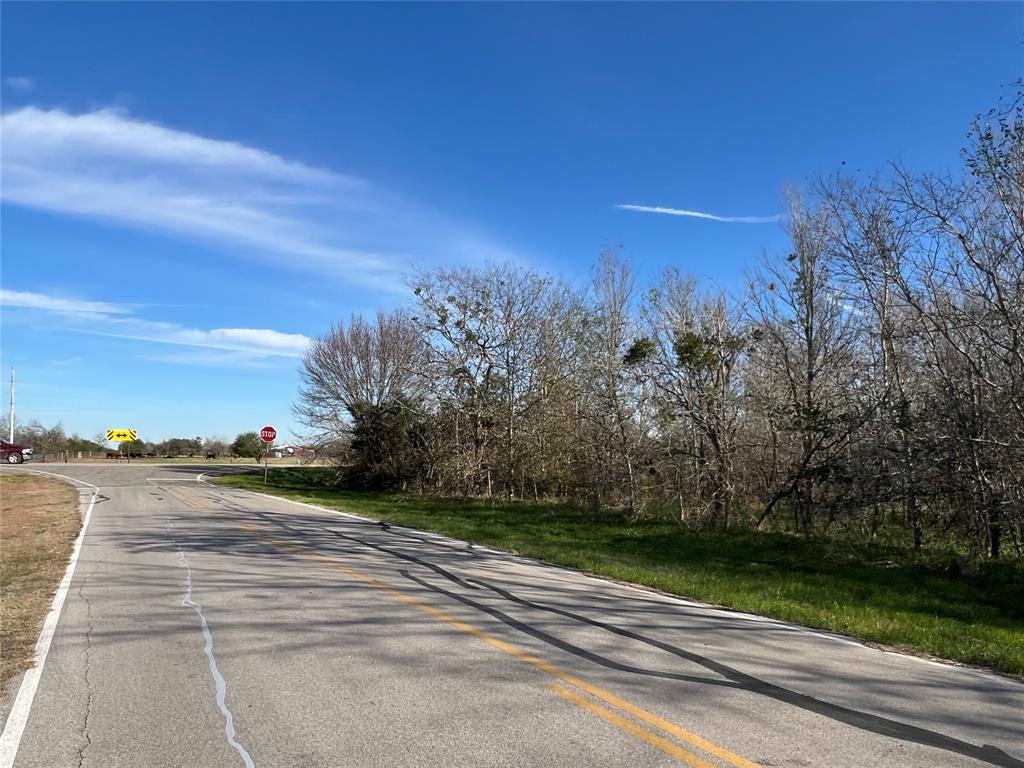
165, 484, 758, 767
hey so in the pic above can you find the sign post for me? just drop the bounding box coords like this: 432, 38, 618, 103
260, 425, 276, 485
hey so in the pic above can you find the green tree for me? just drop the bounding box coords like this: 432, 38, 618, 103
346, 397, 429, 490
231, 432, 264, 462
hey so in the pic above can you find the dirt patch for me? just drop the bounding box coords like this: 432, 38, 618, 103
0, 474, 81, 692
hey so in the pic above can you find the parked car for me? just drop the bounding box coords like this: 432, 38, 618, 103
0, 438, 34, 464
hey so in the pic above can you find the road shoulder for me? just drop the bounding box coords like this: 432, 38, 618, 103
0, 469, 96, 762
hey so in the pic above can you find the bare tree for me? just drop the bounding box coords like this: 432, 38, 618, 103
411, 266, 504, 495
579, 248, 649, 516
749, 196, 871, 534
821, 174, 928, 551
642, 272, 747, 527
295, 310, 424, 450
880, 88, 1024, 558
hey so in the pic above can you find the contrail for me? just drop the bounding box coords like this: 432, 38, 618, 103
617, 204, 780, 224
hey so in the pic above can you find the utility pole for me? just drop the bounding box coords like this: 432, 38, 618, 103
8, 367, 14, 442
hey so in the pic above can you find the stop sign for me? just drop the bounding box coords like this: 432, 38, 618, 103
260, 426, 277, 443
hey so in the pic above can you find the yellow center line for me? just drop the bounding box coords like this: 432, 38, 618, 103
156, 483, 754, 768
548, 683, 717, 768
235, 528, 759, 768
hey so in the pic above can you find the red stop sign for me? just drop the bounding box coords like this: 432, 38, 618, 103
260, 426, 277, 443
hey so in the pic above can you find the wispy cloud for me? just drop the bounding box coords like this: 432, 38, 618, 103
3, 77, 35, 92
1, 107, 525, 291
3, 288, 310, 361
141, 349, 277, 369
0, 288, 131, 318
84, 319, 311, 358
3, 107, 344, 184
617, 204, 781, 224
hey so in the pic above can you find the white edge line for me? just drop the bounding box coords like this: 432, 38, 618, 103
0, 468, 99, 768
196, 470, 1024, 692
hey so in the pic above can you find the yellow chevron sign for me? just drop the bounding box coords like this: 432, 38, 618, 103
106, 428, 138, 442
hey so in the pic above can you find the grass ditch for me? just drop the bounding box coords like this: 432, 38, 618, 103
216, 467, 1024, 678
0, 473, 81, 691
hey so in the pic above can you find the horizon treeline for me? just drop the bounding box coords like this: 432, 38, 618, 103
298, 88, 1022, 561
0, 421, 240, 459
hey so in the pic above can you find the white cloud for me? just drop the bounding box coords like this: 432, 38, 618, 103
1, 107, 525, 291
4, 288, 310, 360
0, 288, 131, 317
91, 320, 311, 357
3, 107, 345, 185
617, 204, 780, 224
3, 77, 35, 92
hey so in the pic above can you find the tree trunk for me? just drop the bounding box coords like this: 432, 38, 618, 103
989, 503, 1002, 559
903, 431, 922, 555
506, 409, 515, 501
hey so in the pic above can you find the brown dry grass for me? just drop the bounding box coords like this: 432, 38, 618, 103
0, 474, 81, 691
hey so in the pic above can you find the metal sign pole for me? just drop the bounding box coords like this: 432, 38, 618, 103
9, 367, 15, 443
259, 426, 275, 485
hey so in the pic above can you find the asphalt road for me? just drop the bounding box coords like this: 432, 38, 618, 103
1, 464, 1021, 768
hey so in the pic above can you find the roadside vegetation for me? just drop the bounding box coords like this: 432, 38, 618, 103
251, 85, 1024, 675
0, 474, 81, 690
292, 85, 1024, 570
216, 468, 1024, 677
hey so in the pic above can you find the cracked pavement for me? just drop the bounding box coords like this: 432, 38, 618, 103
75, 571, 97, 768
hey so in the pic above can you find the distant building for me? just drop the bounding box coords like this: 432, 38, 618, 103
271, 444, 314, 459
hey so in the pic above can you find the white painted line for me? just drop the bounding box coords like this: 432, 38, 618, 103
0, 468, 99, 768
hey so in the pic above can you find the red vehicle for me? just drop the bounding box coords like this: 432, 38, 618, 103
0, 438, 34, 464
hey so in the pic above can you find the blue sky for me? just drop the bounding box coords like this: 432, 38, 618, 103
1, 2, 1020, 443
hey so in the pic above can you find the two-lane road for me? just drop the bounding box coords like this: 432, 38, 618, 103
2, 464, 1022, 767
